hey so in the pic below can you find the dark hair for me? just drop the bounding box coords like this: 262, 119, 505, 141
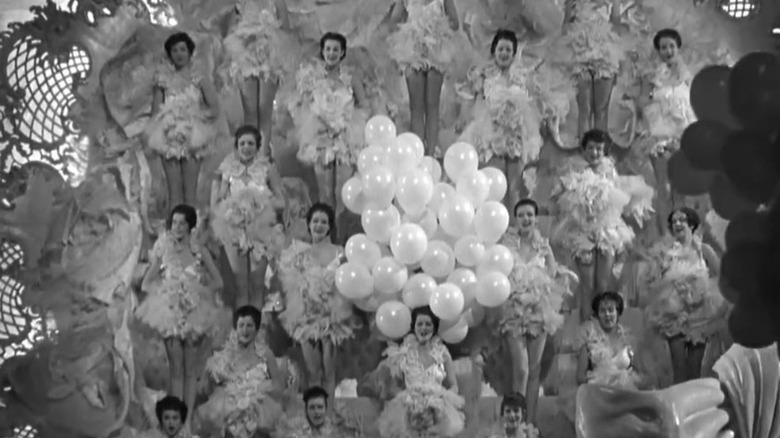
591, 292, 625, 317
319, 32, 347, 61
514, 198, 539, 216
233, 305, 262, 329
653, 28, 682, 51
155, 395, 188, 423
234, 125, 262, 151
306, 202, 336, 238
667, 207, 700, 233
500, 392, 527, 418
303, 386, 329, 405
411, 305, 440, 334
164, 32, 196, 60
167, 204, 198, 231
490, 29, 518, 55
580, 129, 611, 150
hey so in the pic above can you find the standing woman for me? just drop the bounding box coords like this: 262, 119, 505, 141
224, 0, 297, 153
388, 0, 459, 156
137, 204, 226, 427
147, 32, 221, 209
561, 0, 624, 140
498, 199, 575, 424
276, 203, 357, 397
636, 29, 697, 235
288, 33, 367, 215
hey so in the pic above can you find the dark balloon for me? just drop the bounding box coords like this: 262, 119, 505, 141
709, 173, 759, 220
729, 294, 776, 349
667, 152, 716, 196
720, 130, 780, 204
728, 52, 780, 132
680, 120, 730, 171
725, 210, 770, 249
690, 65, 737, 127
721, 244, 766, 298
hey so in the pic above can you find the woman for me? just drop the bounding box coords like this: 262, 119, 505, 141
576, 292, 640, 389
388, 0, 459, 156
561, 0, 624, 140
498, 198, 575, 424
645, 208, 724, 383
148, 396, 193, 438
212, 125, 286, 308
288, 33, 367, 215
277, 203, 356, 397
377, 306, 465, 438
197, 305, 283, 438
480, 393, 539, 438
138, 204, 225, 426
637, 29, 697, 235
146, 32, 221, 209
224, 0, 296, 152
551, 129, 653, 321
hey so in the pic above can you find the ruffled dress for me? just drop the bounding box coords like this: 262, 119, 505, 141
224, 0, 300, 83
527, 60, 574, 124
277, 240, 356, 345
478, 423, 540, 438
288, 62, 367, 167
387, 0, 459, 73
136, 232, 227, 340
456, 58, 543, 164
142, 426, 198, 438
579, 320, 641, 388
498, 230, 574, 339
561, 0, 623, 79
552, 156, 654, 259
211, 153, 284, 261
637, 61, 697, 157
274, 416, 339, 438
377, 335, 465, 438
198, 330, 283, 438
644, 237, 725, 345
146, 64, 218, 159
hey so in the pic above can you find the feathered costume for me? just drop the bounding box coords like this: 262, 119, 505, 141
560, 0, 623, 79
579, 320, 641, 388
387, 0, 459, 73
377, 335, 465, 438
211, 153, 284, 261
274, 416, 339, 438
136, 232, 227, 340
456, 55, 543, 165
552, 156, 654, 259
288, 61, 367, 167
498, 229, 575, 338
145, 64, 218, 159
142, 426, 198, 438
636, 61, 697, 157
224, 0, 300, 84
644, 236, 725, 344
277, 240, 356, 345
479, 423, 540, 438
198, 330, 283, 438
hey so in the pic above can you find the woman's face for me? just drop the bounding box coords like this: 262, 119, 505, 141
169, 41, 191, 69
670, 210, 692, 240
236, 133, 259, 162
305, 397, 328, 427
235, 315, 258, 346
308, 211, 330, 242
583, 140, 606, 166
657, 36, 679, 64
321, 39, 344, 67
414, 314, 435, 342
514, 204, 536, 233
161, 410, 183, 437
169, 212, 191, 240
597, 299, 619, 330
493, 39, 515, 68
502, 406, 523, 430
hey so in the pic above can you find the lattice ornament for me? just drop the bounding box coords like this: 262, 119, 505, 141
720, 0, 760, 18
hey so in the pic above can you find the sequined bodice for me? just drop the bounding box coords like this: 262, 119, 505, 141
584, 322, 632, 371
482, 63, 530, 109
155, 234, 203, 282
219, 154, 272, 196
659, 239, 707, 276
157, 67, 203, 108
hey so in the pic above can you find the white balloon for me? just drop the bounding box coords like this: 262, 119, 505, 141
357, 146, 386, 175
475, 271, 511, 307
403, 209, 438, 239
481, 167, 508, 202
345, 233, 381, 269
438, 194, 475, 237
361, 206, 401, 244
402, 273, 437, 309
396, 132, 425, 163
335, 262, 374, 300
456, 170, 490, 206
453, 235, 487, 267
429, 183, 455, 212
372, 257, 409, 295
341, 177, 366, 214
365, 115, 397, 145
385, 138, 421, 177
420, 240, 456, 278
430, 283, 465, 321
376, 300, 411, 339
419, 156, 442, 182
446, 268, 478, 305
390, 223, 429, 265
443, 142, 479, 182
396, 170, 435, 216
477, 244, 514, 276
439, 316, 469, 344
473, 201, 510, 244
361, 165, 396, 208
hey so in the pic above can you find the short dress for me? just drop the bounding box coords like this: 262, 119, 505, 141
276, 240, 356, 345
387, 0, 458, 73
456, 58, 543, 165
478, 422, 540, 438
135, 232, 227, 340
560, 0, 623, 79
579, 320, 641, 388
145, 64, 218, 159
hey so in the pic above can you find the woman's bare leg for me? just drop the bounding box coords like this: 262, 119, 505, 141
592, 76, 616, 133
322, 339, 337, 399
162, 158, 184, 210
526, 334, 547, 425
576, 76, 594, 139
651, 154, 671, 236
164, 338, 185, 399
314, 164, 336, 209
506, 334, 529, 394
182, 158, 202, 207
249, 255, 269, 308
576, 252, 596, 321
686, 341, 707, 381
258, 77, 279, 154
505, 158, 524, 212
241, 77, 260, 129
406, 70, 427, 152
595, 249, 615, 294
667, 335, 688, 384
226, 244, 250, 307
183, 339, 202, 427
424, 69, 444, 156
300, 341, 323, 389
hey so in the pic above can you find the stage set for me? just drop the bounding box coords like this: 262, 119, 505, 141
0, 0, 780, 437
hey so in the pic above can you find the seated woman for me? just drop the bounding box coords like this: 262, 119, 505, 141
377, 306, 465, 438
147, 395, 194, 438
479, 393, 539, 438
197, 305, 283, 438
576, 292, 641, 389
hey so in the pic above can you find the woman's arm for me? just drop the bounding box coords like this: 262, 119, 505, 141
701, 243, 720, 278
351, 72, 367, 109
443, 351, 460, 394
217, 177, 230, 204
443, 0, 459, 30
273, 0, 290, 30
151, 86, 163, 117
264, 348, 284, 391
576, 345, 590, 385
267, 165, 287, 210
389, 0, 407, 24
141, 256, 162, 294
199, 76, 221, 118
201, 249, 224, 292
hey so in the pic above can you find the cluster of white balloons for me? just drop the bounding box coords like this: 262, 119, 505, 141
335, 116, 515, 344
